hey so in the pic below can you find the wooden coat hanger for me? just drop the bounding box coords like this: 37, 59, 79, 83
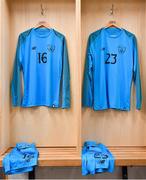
35, 3, 50, 29
105, 20, 121, 29
105, 4, 122, 29
35, 21, 50, 29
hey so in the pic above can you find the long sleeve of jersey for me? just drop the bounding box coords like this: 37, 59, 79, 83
133, 36, 142, 110
11, 35, 23, 106
82, 35, 93, 107
61, 37, 70, 108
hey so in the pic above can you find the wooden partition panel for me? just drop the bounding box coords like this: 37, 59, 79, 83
6, 0, 81, 147
75, 0, 82, 152
0, 0, 10, 155
82, 0, 146, 146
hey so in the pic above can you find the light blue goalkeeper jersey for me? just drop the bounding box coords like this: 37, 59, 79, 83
83, 27, 142, 111
11, 28, 70, 108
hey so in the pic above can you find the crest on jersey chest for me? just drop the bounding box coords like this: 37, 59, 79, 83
48, 44, 55, 52
118, 46, 126, 54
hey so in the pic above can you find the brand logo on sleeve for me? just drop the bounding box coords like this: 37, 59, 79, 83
118, 46, 126, 54
48, 45, 55, 52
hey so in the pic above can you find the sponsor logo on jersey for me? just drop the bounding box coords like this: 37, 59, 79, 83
101, 47, 106, 51
32, 46, 37, 50
118, 46, 126, 54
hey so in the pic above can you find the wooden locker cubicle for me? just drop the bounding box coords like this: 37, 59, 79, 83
0, 0, 146, 168
82, 0, 146, 146
0, 0, 82, 160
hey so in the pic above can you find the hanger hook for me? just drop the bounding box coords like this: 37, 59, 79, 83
41, 3, 44, 16
110, 4, 114, 16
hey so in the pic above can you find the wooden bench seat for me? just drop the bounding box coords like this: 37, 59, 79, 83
38, 146, 146, 166
1, 146, 146, 167
1, 146, 146, 179
0, 147, 81, 167
110, 146, 146, 166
